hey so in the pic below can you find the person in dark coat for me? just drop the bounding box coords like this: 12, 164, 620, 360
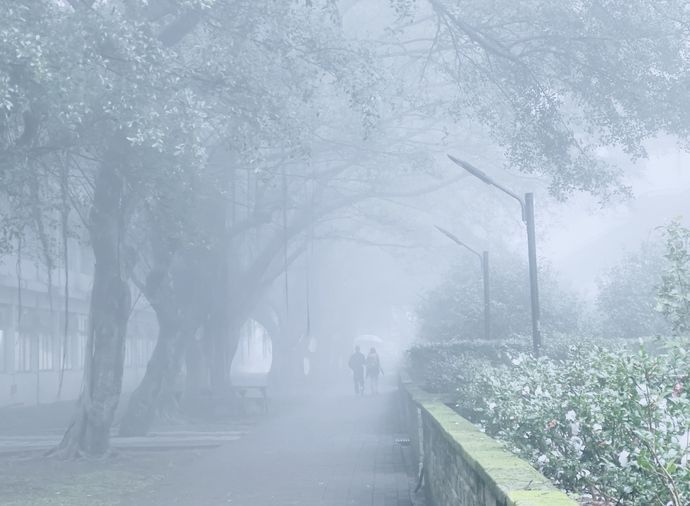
348, 346, 366, 395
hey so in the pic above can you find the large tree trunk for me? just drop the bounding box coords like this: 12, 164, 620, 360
204, 241, 233, 393
205, 308, 230, 393
53, 159, 131, 458
118, 315, 192, 436
119, 236, 208, 436
183, 339, 207, 399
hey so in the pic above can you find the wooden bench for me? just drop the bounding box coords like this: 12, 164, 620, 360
231, 384, 269, 414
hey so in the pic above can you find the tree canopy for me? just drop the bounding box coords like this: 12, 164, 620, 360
1, 0, 690, 456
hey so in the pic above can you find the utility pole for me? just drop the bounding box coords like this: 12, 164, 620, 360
435, 226, 491, 340
447, 155, 541, 355
482, 250, 490, 343
525, 193, 541, 353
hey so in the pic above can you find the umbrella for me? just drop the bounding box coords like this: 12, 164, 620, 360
354, 334, 384, 344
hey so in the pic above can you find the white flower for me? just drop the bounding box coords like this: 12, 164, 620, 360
576, 469, 591, 479
570, 436, 584, 453
592, 423, 603, 433
636, 384, 650, 406
570, 421, 581, 436
674, 430, 690, 450
565, 410, 577, 422
537, 454, 549, 465
618, 450, 630, 468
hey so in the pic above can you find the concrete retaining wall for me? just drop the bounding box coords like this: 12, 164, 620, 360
400, 380, 577, 506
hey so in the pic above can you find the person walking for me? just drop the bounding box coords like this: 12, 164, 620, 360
348, 346, 366, 395
365, 347, 382, 395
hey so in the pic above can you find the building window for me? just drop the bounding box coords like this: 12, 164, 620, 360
0, 330, 5, 372
125, 338, 154, 368
14, 333, 32, 372
77, 314, 87, 333
75, 333, 87, 370
136, 339, 146, 367
125, 338, 134, 367
58, 335, 72, 371
60, 314, 88, 370
38, 334, 54, 370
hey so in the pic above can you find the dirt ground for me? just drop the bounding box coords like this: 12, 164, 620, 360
0, 386, 420, 506
0, 396, 265, 506
0, 448, 202, 506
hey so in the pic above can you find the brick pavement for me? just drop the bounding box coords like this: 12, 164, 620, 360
147, 389, 423, 506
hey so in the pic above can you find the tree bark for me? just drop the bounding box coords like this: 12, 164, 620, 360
205, 308, 230, 393
119, 237, 208, 436
183, 339, 207, 400
53, 158, 131, 458
118, 315, 192, 436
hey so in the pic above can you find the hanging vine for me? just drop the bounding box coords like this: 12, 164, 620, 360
281, 163, 290, 315
30, 172, 56, 403
12, 232, 23, 397
57, 159, 71, 399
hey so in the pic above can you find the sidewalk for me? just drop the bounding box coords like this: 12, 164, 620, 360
0, 385, 423, 505
145, 388, 422, 506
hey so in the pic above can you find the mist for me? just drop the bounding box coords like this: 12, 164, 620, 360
1, 1, 689, 505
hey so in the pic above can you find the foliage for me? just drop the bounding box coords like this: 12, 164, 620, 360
409, 340, 690, 505
407, 340, 505, 392
2, 0, 690, 454
656, 221, 690, 335
393, 0, 690, 199
417, 252, 588, 341
596, 241, 670, 338
406, 334, 580, 392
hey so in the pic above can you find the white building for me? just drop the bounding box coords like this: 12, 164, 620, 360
0, 240, 157, 407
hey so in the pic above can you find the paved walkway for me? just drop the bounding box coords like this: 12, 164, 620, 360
147, 388, 422, 506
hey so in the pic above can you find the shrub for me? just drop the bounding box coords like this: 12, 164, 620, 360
458, 341, 690, 505
406, 338, 530, 392
656, 220, 690, 335
416, 253, 589, 342
406, 334, 592, 392
596, 241, 670, 338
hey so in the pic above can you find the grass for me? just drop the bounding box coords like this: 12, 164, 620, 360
0, 452, 174, 506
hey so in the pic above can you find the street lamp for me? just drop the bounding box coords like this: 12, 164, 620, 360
435, 226, 491, 341
447, 154, 541, 356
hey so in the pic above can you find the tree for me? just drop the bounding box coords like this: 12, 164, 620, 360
596, 241, 670, 338
387, 0, 690, 198
418, 251, 586, 342
656, 220, 690, 335
117, 0, 412, 434
0, 0, 218, 457
3, 0, 690, 455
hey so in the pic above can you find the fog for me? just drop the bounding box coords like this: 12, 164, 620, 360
544, 144, 690, 292
1, 1, 689, 505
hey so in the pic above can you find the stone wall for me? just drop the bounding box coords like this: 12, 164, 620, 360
400, 380, 577, 506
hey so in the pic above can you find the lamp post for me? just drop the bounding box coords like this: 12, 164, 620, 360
435, 226, 491, 341
447, 155, 541, 356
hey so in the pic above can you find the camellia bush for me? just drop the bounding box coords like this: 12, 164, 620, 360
451, 342, 690, 505
406, 334, 585, 393
409, 221, 690, 504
